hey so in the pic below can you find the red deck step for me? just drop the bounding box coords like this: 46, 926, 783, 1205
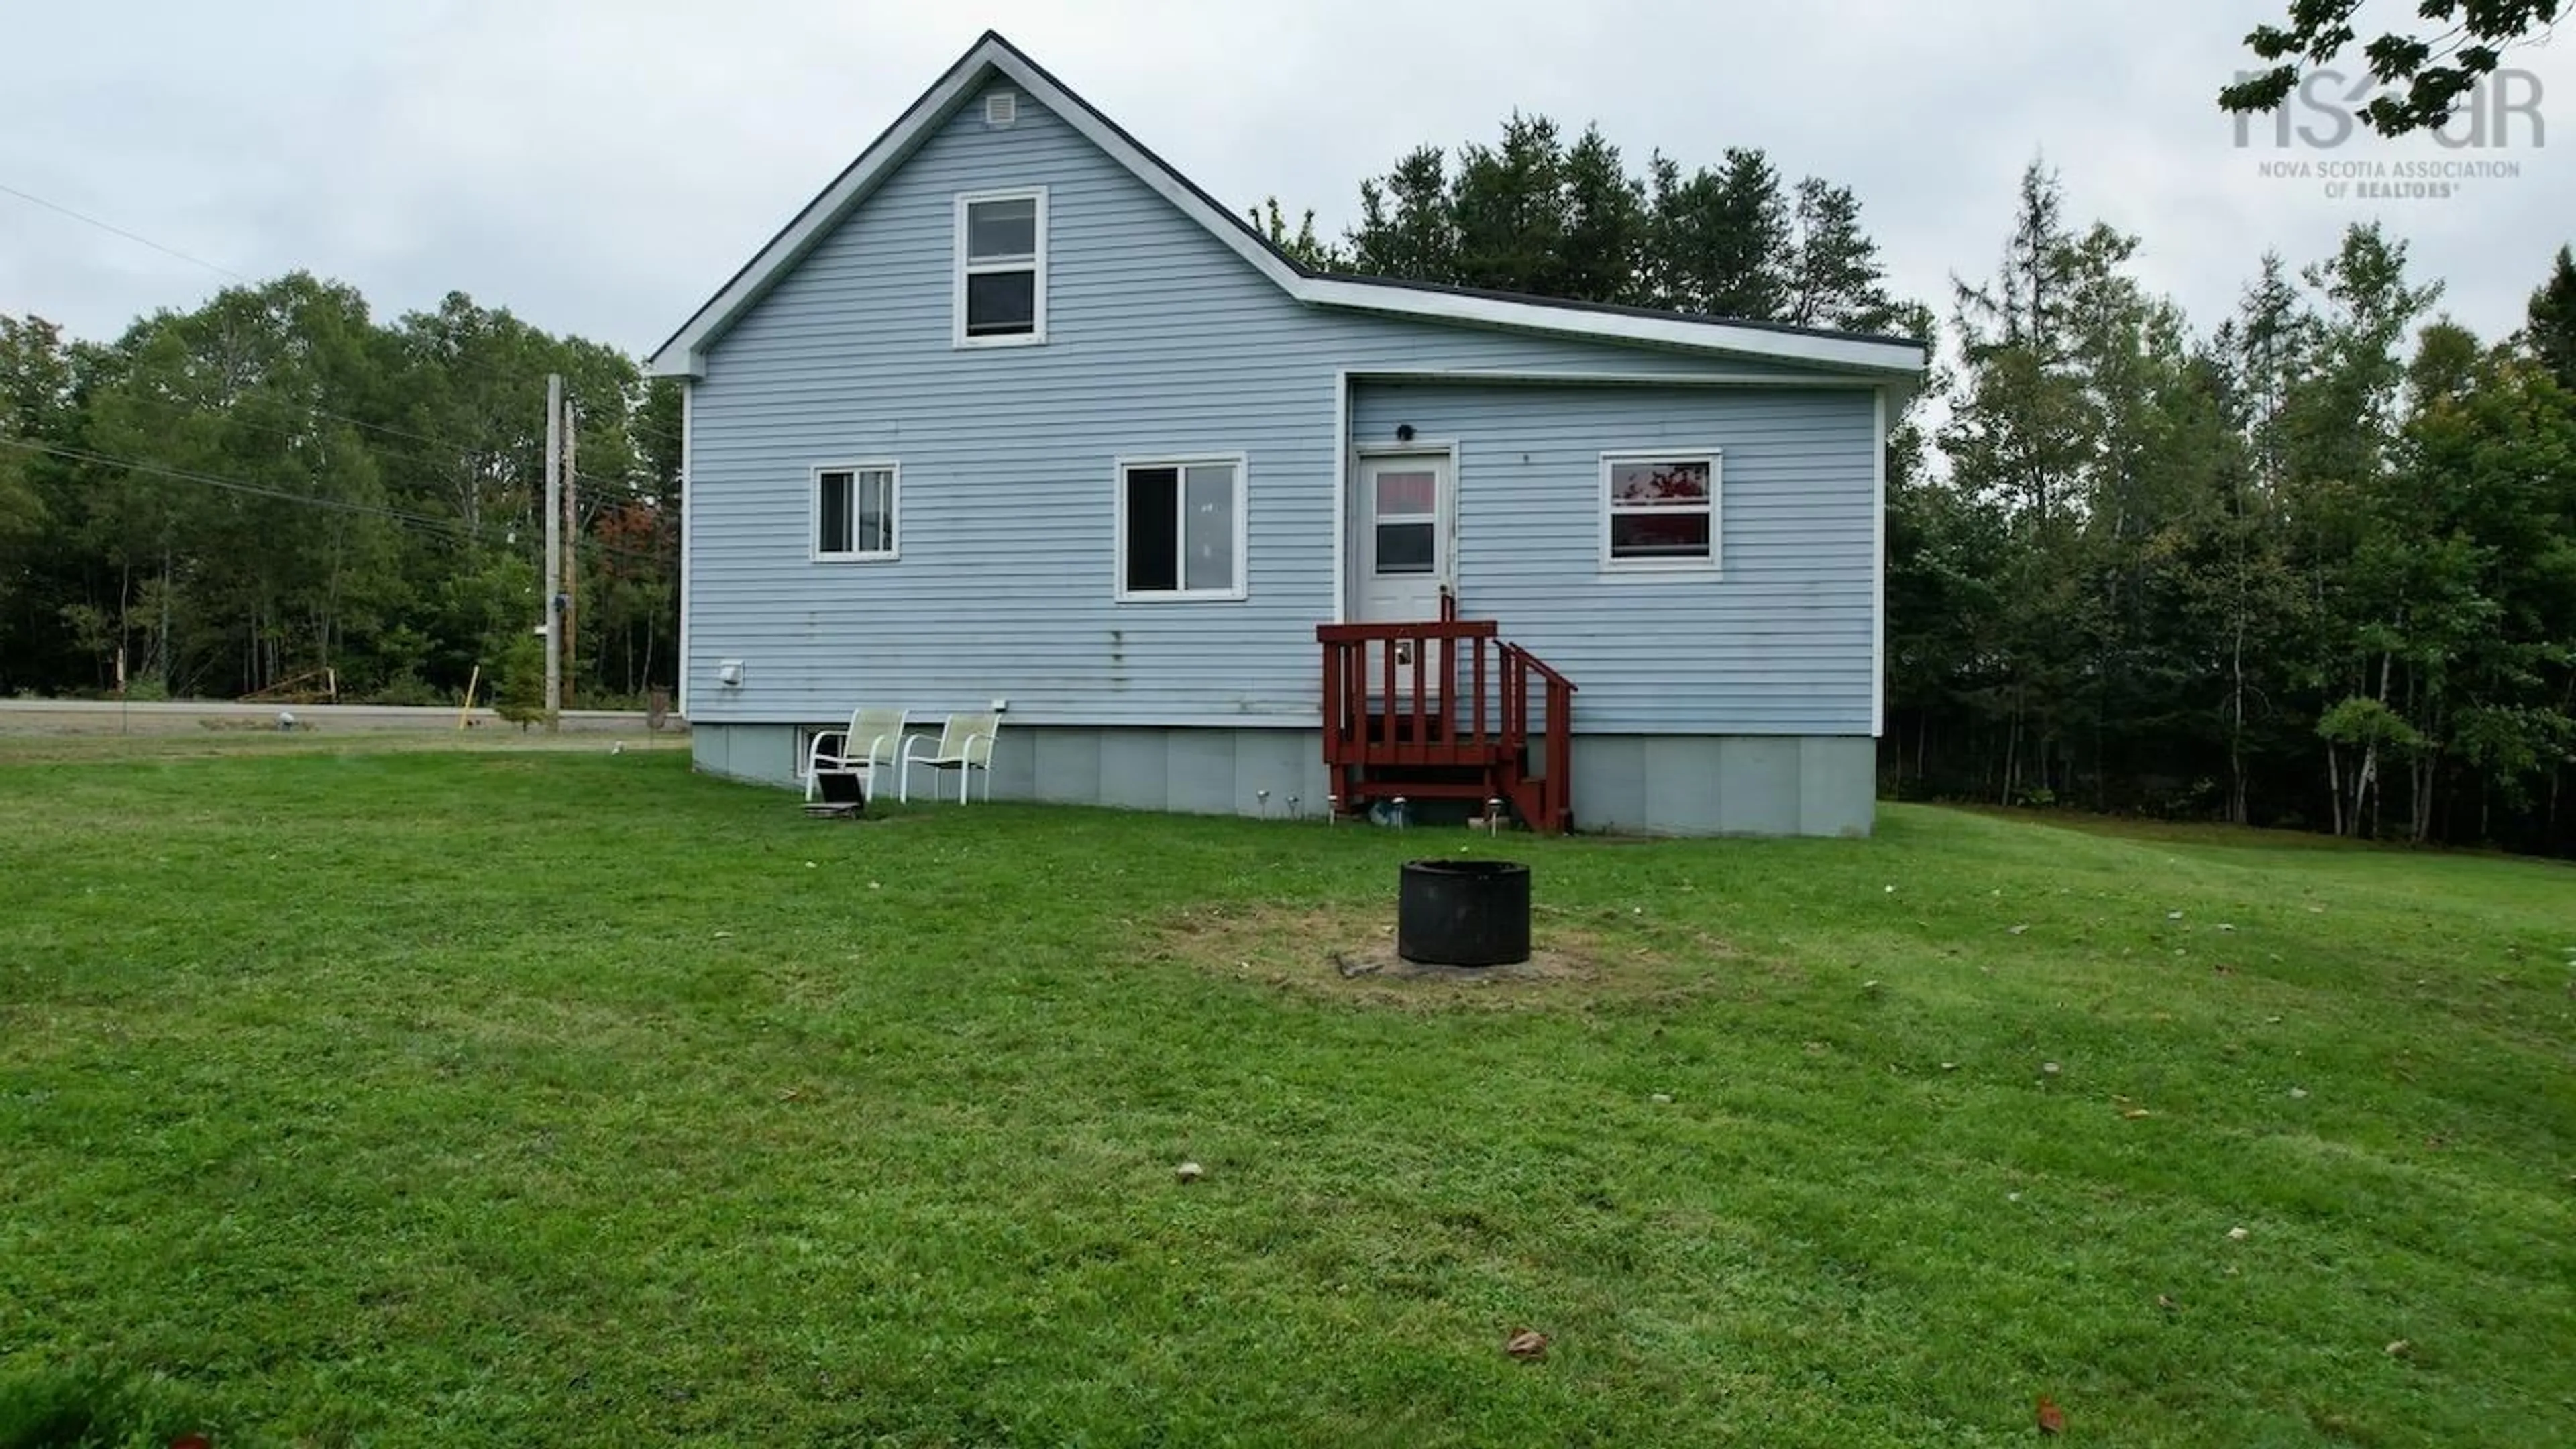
1316, 616, 1575, 833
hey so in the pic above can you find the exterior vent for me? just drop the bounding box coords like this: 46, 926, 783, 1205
984, 92, 1018, 128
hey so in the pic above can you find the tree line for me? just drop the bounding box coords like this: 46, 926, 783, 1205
1910, 182, 2573, 854
0, 278, 680, 710
4, 110, 2569, 855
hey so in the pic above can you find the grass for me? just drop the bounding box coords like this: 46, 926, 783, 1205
1, 743, 2570, 1446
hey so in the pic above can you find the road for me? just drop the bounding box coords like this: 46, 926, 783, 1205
0, 698, 683, 737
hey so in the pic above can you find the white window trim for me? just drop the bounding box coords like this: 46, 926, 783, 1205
1112, 453, 1250, 604
953, 186, 1047, 350
1599, 448, 1721, 576
810, 461, 901, 563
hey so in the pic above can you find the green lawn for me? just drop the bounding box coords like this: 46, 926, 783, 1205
2, 745, 2570, 1447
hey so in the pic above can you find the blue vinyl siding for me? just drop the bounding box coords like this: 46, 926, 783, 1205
1352, 380, 1875, 733
686, 85, 1880, 737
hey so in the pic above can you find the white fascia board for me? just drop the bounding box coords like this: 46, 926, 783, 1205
1295, 277, 1927, 375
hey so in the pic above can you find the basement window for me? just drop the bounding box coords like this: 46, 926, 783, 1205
1601, 451, 1719, 571
1117, 455, 1246, 601
955, 188, 1046, 346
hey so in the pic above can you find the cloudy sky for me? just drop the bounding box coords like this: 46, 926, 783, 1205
3, 1, 2568, 355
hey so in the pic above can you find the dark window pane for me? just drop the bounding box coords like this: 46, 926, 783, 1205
967, 197, 1037, 260
965, 269, 1035, 335
1610, 511, 1711, 560
1124, 467, 1179, 593
1375, 521, 1436, 574
818, 470, 852, 554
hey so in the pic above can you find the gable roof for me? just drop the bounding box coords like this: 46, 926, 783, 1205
647, 32, 1928, 381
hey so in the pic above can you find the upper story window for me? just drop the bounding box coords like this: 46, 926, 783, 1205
814, 463, 898, 561
955, 187, 1046, 347
1601, 451, 1719, 572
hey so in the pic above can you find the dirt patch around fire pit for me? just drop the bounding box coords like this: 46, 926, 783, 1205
1146, 900, 1754, 1012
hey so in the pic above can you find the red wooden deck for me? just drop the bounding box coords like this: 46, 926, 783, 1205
1316, 615, 1575, 832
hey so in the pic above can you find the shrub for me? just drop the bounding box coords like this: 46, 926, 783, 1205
493, 635, 549, 731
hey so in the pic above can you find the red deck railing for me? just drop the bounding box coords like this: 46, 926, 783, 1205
1501, 641, 1576, 831
1316, 616, 1575, 832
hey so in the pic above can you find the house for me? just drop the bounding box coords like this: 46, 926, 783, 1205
649, 32, 1925, 836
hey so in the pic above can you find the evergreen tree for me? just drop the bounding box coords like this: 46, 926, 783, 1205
493, 629, 547, 730
1448, 114, 1571, 295
1648, 148, 1790, 317
2525, 244, 2576, 390
1784, 179, 1896, 332
1555, 125, 1649, 305
1247, 197, 1338, 270
1334, 118, 1883, 327
1348, 147, 1456, 283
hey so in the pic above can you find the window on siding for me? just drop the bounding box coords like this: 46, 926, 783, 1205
956, 189, 1045, 345
1373, 468, 1438, 575
1118, 457, 1244, 600
1601, 451, 1719, 570
814, 464, 898, 561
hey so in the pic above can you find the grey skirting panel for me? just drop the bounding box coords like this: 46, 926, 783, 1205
692, 724, 1874, 837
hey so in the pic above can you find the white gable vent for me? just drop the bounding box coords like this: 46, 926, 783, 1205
984, 91, 1018, 128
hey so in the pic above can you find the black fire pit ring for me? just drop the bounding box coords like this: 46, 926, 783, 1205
1397, 859, 1532, 967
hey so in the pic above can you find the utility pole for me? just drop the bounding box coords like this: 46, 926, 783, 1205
543, 372, 563, 728
561, 394, 578, 715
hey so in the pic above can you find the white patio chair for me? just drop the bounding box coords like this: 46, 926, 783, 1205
804, 706, 909, 807
898, 710, 1000, 804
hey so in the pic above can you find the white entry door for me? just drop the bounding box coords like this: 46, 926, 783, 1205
1351, 450, 1453, 710
1356, 451, 1452, 624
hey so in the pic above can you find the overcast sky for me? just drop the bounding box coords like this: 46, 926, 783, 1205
3, 1, 2568, 357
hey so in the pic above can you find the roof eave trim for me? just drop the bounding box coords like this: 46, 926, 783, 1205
1291, 278, 1926, 373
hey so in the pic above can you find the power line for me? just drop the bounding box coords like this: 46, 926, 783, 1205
576, 471, 665, 494
0, 435, 673, 567
104, 386, 674, 490
3, 176, 676, 466
624, 413, 682, 450
93, 388, 482, 476
0, 180, 256, 284
81, 392, 674, 538
1, 435, 486, 539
